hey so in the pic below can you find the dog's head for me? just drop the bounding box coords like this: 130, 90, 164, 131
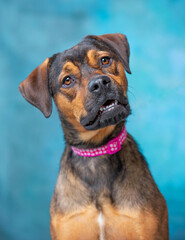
19, 33, 131, 145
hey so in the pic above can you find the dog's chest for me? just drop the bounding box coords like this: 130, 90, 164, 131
50, 202, 157, 240
50, 149, 159, 239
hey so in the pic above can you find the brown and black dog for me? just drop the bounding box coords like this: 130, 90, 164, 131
19, 33, 169, 240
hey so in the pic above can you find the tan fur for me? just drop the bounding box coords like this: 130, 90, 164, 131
80, 125, 115, 144
87, 50, 112, 68
54, 92, 87, 133
50, 203, 161, 240
87, 50, 100, 68
110, 61, 128, 94
58, 61, 81, 83
103, 204, 158, 240
50, 205, 99, 240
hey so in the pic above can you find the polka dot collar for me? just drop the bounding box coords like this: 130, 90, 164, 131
71, 126, 127, 157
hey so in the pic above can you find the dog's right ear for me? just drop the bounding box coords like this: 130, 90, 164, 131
98, 33, 131, 74
84, 33, 131, 74
19, 58, 52, 118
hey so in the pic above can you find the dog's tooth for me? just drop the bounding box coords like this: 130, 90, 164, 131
100, 107, 103, 111
115, 100, 118, 104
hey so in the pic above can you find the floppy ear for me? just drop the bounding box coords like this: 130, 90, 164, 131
98, 33, 131, 74
19, 58, 52, 118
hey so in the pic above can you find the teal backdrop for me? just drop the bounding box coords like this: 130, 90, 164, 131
0, 0, 185, 239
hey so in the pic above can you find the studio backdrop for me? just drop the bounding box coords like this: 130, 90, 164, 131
0, 0, 185, 239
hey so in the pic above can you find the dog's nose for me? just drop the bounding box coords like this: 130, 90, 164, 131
88, 76, 111, 93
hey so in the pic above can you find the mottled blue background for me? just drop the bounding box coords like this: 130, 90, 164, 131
0, 0, 185, 239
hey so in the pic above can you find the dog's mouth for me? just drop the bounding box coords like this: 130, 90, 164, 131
95, 99, 121, 120
81, 98, 130, 130
99, 99, 119, 114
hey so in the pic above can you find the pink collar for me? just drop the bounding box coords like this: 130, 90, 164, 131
71, 126, 127, 157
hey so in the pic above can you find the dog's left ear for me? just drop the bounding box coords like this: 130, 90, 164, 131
98, 33, 131, 74
19, 58, 52, 118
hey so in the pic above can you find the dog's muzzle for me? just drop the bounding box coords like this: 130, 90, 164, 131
80, 76, 131, 130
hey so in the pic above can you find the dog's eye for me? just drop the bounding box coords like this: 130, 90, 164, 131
62, 76, 73, 87
100, 56, 111, 66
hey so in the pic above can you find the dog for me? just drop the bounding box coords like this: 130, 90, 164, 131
19, 33, 169, 240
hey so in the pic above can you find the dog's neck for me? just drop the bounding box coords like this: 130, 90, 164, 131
60, 116, 125, 148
